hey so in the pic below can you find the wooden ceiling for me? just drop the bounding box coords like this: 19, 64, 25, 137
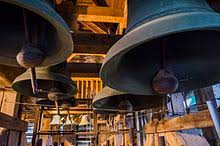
55, 0, 127, 70
56, 0, 127, 34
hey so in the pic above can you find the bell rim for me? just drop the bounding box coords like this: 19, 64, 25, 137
36, 97, 78, 107
101, 12, 220, 95
92, 87, 164, 111
12, 70, 77, 97
0, 0, 73, 67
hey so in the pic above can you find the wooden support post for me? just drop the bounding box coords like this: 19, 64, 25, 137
0, 90, 25, 146
194, 87, 219, 145
93, 112, 98, 146
145, 110, 214, 134
41, 116, 51, 146
0, 112, 27, 131
32, 108, 40, 146
131, 112, 138, 146
138, 112, 144, 146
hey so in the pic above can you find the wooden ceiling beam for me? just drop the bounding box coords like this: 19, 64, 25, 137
80, 22, 108, 34
75, 6, 124, 23
145, 110, 214, 134
106, 0, 125, 8
72, 33, 122, 54
0, 112, 28, 131
67, 63, 101, 74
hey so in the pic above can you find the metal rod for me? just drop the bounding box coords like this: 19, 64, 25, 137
36, 129, 131, 136
182, 92, 189, 114
170, 96, 175, 116
23, 9, 32, 43
30, 67, 38, 94
206, 100, 220, 139
55, 100, 60, 115
160, 38, 166, 69
23, 9, 39, 95
37, 107, 44, 139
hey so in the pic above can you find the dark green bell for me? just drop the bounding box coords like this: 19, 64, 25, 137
36, 97, 78, 107
0, 0, 73, 67
101, 0, 220, 95
92, 87, 164, 113
12, 62, 77, 97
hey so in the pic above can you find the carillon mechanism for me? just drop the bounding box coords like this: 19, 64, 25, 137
100, 0, 220, 95
92, 87, 164, 113
12, 62, 77, 98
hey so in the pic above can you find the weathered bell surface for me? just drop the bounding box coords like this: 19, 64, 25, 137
101, 0, 220, 95
0, 0, 73, 67
36, 97, 78, 107
12, 62, 77, 97
92, 87, 164, 113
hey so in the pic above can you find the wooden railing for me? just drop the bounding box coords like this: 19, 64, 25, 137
72, 77, 103, 99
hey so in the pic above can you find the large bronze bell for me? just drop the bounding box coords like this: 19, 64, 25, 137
36, 97, 78, 108
101, 0, 220, 95
92, 87, 164, 113
0, 0, 73, 67
12, 62, 77, 97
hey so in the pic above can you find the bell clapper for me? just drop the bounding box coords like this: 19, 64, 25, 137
55, 100, 60, 115
152, 38, 179, 94
48, 88, 60, 101
30, 67, 38, 94
16, 9, 45, 94
118, 98, 133, 113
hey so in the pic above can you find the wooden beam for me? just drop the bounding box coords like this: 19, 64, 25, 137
75, 6, 124, 23
107, 0, 125, 8
57, 3, 124, 23
46, 108, 93, 115
80, 22, 108, 34
72, 33, 122, 54
92, 0, 108, 6
145, 110, 214, 134
67, 63, 101, 74
117, 0, 127, 34
0, 112, 28, 131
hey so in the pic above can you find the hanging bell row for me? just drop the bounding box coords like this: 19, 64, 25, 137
101, 0, 220, 95
50, 115, 77, 126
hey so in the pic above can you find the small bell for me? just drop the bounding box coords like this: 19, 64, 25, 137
50, 115, 62, 126
79, 115, 91, 126
64, 116, 72, 126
